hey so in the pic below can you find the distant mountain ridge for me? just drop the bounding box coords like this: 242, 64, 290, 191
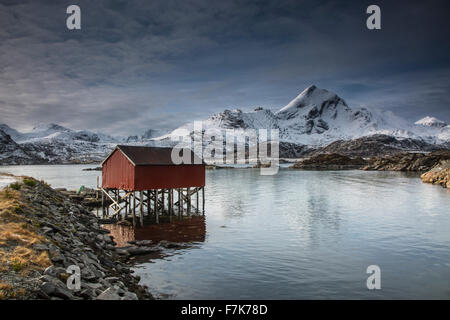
165, 85, 449, 146
0, 85, 449, 164
0, 124, 118, 164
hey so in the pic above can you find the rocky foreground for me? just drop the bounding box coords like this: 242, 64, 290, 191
421, 160, 450, 189
0, 175, 153, 300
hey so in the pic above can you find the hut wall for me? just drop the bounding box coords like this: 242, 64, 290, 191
134, 165, 205, 190
102, 149, 135, 190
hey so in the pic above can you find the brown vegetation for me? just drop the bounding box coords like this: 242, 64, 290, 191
0, 179, 51, 298
421, 160, 450, 189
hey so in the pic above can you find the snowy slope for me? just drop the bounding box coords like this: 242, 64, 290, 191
16, 123, 117, 144
415, 116, 447, 128
157, 85, 449, 147
0, 123, 119, 164
0, 85, 448, 164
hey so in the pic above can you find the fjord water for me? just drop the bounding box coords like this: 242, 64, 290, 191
1, 165, 450, 299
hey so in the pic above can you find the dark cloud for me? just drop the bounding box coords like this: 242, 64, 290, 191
0, 0, 449, 135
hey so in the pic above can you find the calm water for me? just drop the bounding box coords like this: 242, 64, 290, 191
1, 165, 450, 299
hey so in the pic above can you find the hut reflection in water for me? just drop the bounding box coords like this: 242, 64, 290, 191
103, 216, 206, 247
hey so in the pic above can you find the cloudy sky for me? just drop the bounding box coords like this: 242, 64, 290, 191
0, 0, 449, 135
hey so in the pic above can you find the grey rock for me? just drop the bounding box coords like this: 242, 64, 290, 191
159, 240, 183, 249
96, 287, 121, 300
135, 240, 153, 246
121, 291, 138, 300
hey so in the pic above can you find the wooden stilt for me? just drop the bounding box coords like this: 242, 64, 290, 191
187, 187, 191, 216
196, 188, 199, 214
139, 191, 144, 227
202, 186, 205, 215
125, 196, 128, 216
180, 189, 183, 218
128, 193, 132, 213
171, 189, 174, 215
155, 189, 159, 224
132, 192, 136, 227
106, 190, 109, 217
101, 191, 105, 218
147, 190, 150, 216
162, 189, 165, 215
176, 189, 180, 219
168, 189, 172, 221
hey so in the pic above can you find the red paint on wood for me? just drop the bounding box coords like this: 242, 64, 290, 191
102, 149, 135, 190
102, 147, 205, 191
134, 165, 205, 190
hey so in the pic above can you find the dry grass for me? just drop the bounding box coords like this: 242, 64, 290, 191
0, 282, 26, 300
0, 187, 51, 276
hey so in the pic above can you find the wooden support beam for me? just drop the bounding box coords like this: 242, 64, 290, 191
125, 196, 128, 216
170, 189, 174, 216
132, 192, 136, 227
196, 188, 199, 214
140, 191, 144, 227
128, 192, 132, 213
177, 189, 181, 218
147, 190, 150, 214
180, 188, 183, 218
168, 189, 172, 219
155, 189, 159, 224
101, 190, 105, 218
202, 186, 205, 215
162, 189, 165, 214
187, 187, 191, 216
106, 190, 109, 217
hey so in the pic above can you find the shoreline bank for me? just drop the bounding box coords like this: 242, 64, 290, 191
0, 175, 152, 300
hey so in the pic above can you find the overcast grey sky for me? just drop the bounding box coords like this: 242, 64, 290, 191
1, 0, 449, 135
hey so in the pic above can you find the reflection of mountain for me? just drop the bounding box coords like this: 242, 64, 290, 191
103, 216, 206, 247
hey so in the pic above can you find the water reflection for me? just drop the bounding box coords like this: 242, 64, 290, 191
2, 165, 450, 299
103, 217, 206, 247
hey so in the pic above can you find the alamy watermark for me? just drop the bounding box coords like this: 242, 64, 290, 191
66, 4, 380, 31
66, 265, 81, 291
66, 5, 81, 30
366, 5, 381, 30
170, 121, 280, 175
366, 265, 381, 290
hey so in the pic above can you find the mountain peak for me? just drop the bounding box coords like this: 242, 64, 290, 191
275, 85, 348, 117
415, 116, 447, 128
304, 84, 317, 93
32, 123, 71, 132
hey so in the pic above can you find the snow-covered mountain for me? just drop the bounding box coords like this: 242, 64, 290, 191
162, 85, 449, 148
0, 85, 448, 164
415, 116, 447, 128
124, 129, 169, 143
0, 124, 120, 164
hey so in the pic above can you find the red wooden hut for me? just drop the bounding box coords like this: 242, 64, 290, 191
102, 145, 205, 191
99, 145, 205, 225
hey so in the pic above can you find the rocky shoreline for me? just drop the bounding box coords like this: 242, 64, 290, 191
290, 153, 367, 170
0, 175, 153, 300
290, 150, 450, 189
420, 160, 450, 189
362, 150, 450, 172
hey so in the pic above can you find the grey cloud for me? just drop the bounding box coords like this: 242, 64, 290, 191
0, 0, 449, 136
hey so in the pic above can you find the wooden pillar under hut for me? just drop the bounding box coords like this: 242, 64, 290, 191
155, 189, 159, 224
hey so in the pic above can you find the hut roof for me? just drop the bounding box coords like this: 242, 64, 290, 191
102, 145, 204, 166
